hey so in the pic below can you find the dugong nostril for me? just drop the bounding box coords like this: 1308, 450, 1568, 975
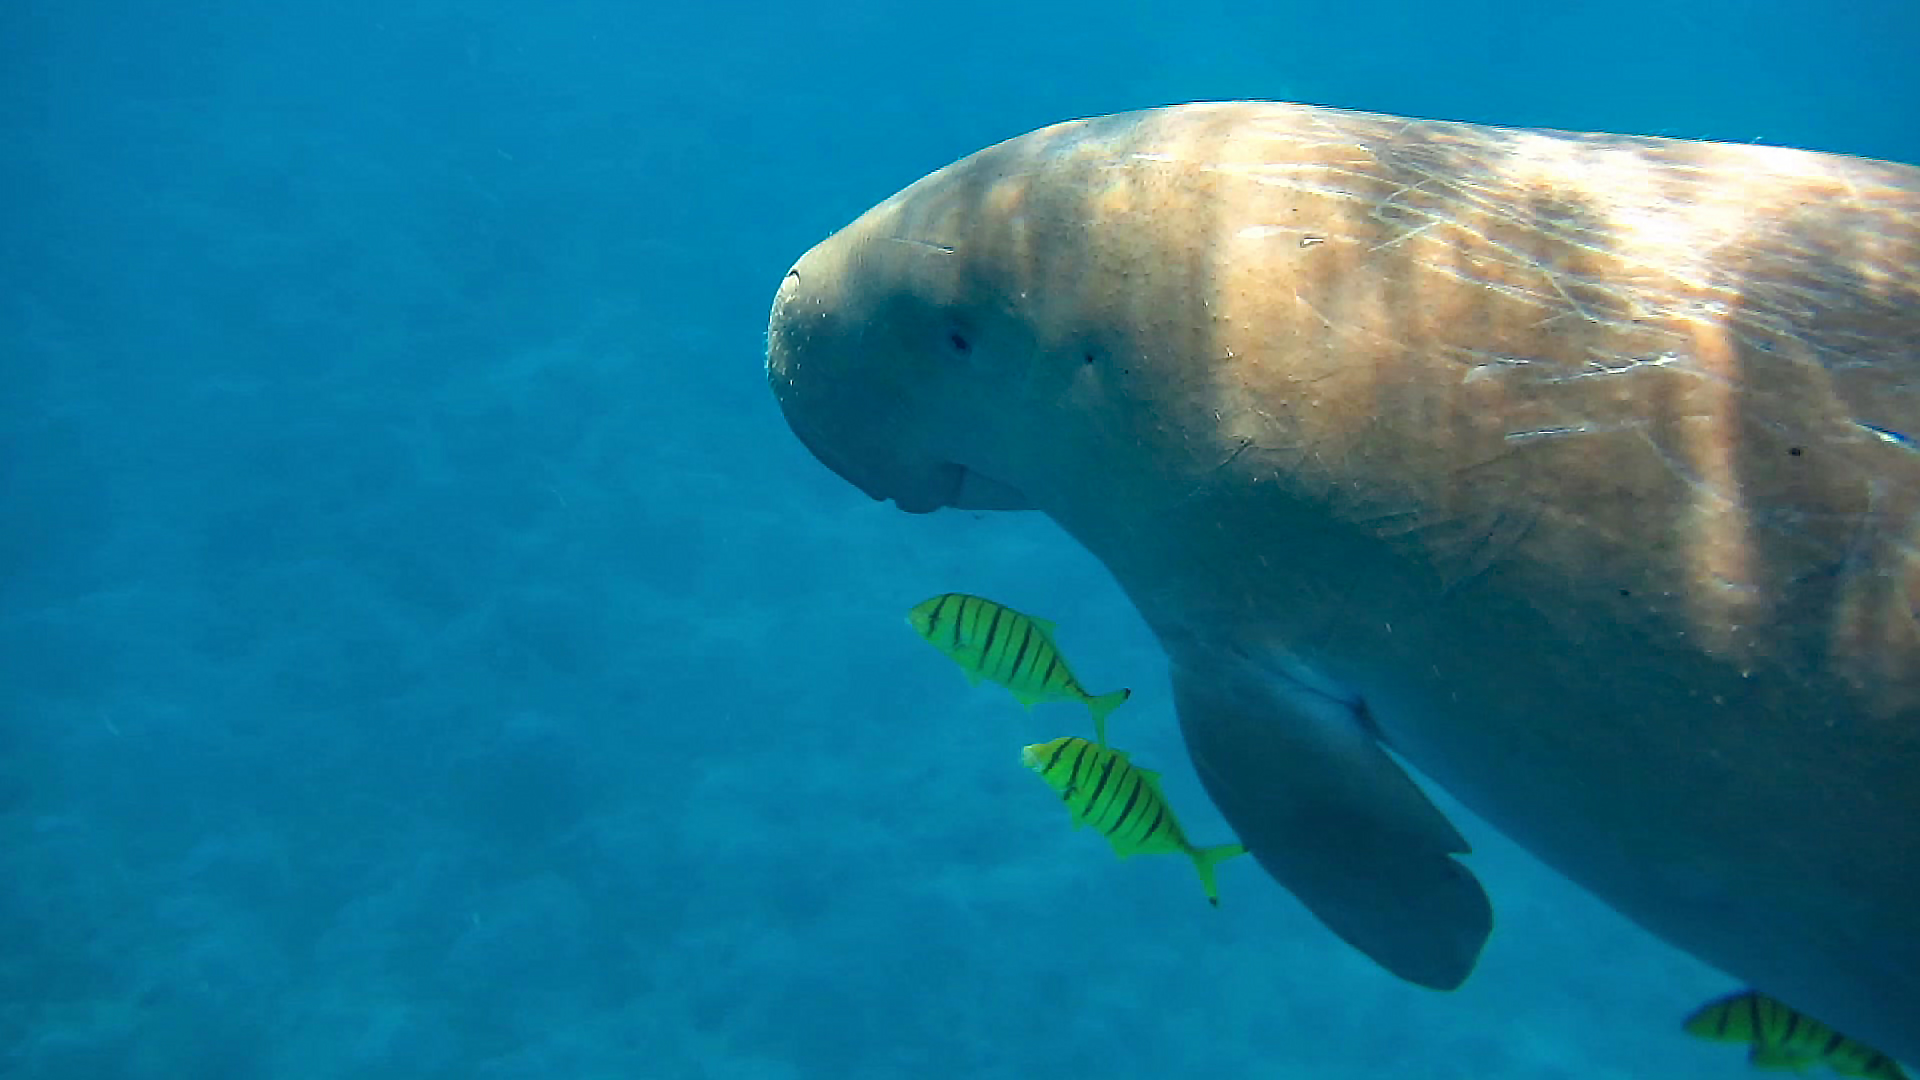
772, 268, 802, 310
769, 268, 806, 343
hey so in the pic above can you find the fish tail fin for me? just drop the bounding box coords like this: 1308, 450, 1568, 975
1085, 688, 1131, 745
1191, 843, 1249, 907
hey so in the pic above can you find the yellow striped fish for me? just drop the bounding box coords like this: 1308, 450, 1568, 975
1021, 736, 1247, 906
908, 593, 1130, 744
1684, 989, 1908, 1079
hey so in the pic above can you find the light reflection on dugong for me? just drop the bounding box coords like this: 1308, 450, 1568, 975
764, 101, 1920, 1060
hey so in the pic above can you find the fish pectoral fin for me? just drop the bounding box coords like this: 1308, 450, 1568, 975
1172, 648, 1492, 991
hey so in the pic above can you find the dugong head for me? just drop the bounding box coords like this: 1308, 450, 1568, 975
767, 124, 1113, 518
765, 246, 1003, 513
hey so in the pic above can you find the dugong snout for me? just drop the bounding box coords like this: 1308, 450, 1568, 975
767, 264, 952, 512
768, 244, 1035, 515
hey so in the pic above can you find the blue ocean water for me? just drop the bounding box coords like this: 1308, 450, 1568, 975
4, 1, 1916, 1077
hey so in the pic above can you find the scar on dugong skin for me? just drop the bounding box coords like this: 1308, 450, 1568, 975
765, 101, 1920, 1060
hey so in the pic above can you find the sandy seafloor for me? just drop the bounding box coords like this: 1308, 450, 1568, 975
4, 1, 1917, 1077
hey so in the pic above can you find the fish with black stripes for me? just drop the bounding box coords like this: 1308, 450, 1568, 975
1022, 735, 1246, 905
1684, 989, 1909, 1079
908, 593, 1130, 744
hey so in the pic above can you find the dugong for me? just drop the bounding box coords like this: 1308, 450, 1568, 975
765, 101, 1920, 1058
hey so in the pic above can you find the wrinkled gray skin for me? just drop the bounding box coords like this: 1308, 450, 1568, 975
766, 102, 1920, 1058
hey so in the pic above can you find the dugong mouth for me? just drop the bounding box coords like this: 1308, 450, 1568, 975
949, 467, 1031, 512
862, 460, 1031, 515
783, 418, 1030, 515
780, 420, 953, 514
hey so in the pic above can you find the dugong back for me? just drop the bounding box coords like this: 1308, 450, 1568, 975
1023, 103, 1920, 1055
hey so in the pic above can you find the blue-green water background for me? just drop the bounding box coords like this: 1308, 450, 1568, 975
5, 2, 1917, 1077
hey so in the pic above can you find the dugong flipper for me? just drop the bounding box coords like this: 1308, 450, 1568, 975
1173, 645, 1491, 988
765, 101, 1920, 1056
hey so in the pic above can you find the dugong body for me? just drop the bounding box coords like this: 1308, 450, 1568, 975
765, 102, 1920, 1058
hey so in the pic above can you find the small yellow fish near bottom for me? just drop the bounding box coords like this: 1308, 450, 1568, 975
1023, 736, 1247, 906
1683, 989, 1908, 1080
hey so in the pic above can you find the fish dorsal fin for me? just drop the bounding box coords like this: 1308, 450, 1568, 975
1106, 749, 1160, 784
